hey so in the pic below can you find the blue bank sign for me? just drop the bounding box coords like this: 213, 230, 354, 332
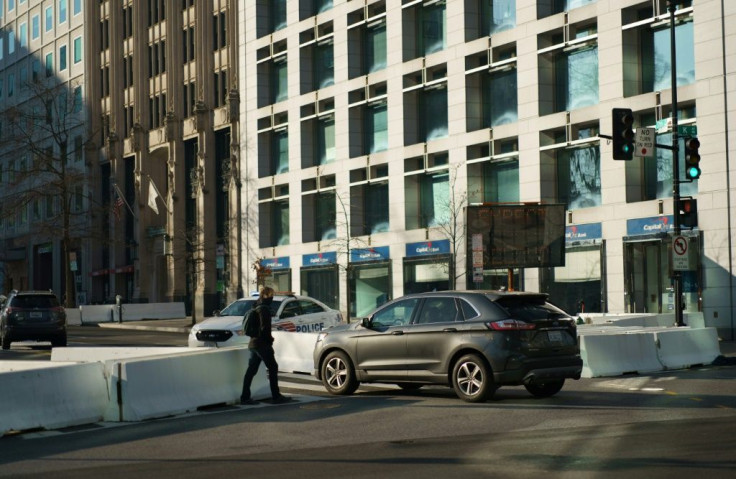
303, 251, 337, 266
261, 257, 290, 270
406, 239, 450, 257
350, 246, 390, 263
627, 215, 674, 236
565, 223, 602, 244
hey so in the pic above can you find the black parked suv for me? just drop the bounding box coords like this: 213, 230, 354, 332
314, 290, 582, 402
0, 290, 67, 350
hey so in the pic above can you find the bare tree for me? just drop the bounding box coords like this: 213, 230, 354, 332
432, 164, 469, 289
0, 79, 104, 307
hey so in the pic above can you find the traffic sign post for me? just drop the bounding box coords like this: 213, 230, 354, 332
634, 127, 655, 158
672, 235, 690, 271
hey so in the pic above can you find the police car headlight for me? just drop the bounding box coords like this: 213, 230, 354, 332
235, 329, 246, 336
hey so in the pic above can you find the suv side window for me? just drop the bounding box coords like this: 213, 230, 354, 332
460, 299, 480, 320
416, 297, 458, 324
371, 298, 419, 327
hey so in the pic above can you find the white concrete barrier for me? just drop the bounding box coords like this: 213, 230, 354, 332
655, 327, 721, 369
0, 361, 108, 435
65, 308, 82, 326
77, 302, 187, 324
579, 330, 663, 378
273, 331, 318, 374
114, 347, 269, 422
51, 347, 193, 362
121, 303, 187, 321
79, 304, 116, 323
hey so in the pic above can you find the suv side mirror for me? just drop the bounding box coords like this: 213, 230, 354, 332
360, 317, 372, 329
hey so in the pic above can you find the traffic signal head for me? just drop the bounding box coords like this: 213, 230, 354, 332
679, 198, 698, 229
685, 137, 701, 180
612, 108, 635, 160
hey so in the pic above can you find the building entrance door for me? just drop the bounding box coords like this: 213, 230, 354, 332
624, 240, 669, 314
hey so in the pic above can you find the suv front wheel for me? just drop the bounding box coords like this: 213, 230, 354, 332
452, 353, 495, 403
321, 350, 359, 395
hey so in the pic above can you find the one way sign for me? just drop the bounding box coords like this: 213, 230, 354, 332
635, 127, 655, 158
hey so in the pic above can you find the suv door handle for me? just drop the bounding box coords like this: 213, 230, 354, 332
443, 328, 457, 332
391, 331, 404, 335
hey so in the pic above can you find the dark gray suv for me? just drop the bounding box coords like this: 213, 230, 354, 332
0, 290, 67, 349
313, 291, 582, 402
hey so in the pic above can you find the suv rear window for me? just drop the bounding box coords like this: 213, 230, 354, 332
495, 297, 569, 321
12, 295, 60, 308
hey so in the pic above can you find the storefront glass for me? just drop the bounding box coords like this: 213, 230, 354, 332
348, 246, 391, 319
301, 252, 339, 309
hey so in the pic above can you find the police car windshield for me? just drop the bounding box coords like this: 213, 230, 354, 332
220, 299, 281, 316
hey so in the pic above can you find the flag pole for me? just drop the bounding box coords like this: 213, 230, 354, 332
113, 183, 136, 218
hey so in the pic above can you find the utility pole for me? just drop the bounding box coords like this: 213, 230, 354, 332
668, 0, 685, 327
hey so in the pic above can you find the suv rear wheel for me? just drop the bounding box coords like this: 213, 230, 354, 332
321, 351, 359, 395
525, 379, 565, 398
452, 353, 495, 403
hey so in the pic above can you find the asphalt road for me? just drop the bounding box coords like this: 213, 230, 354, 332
2, 324, 736, 478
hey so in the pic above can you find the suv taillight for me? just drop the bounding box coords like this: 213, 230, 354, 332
51, 306, 66, 321
486, 319, 536, 331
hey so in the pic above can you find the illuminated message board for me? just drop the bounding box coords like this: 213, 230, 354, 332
466, 204, 566, 269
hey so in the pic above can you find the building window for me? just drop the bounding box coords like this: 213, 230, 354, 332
466, 44, 518, 131
123, 55, 134, 88
258, 115, 290, 177
45, 6, 53, 32
467, 138, 520, 204
149, 40, 166, 77
350, 164, 390, 236
149, 93, 167, 129
259, 193, 290, 248
302, 187, 336, 243
8, 29, 15, 54
123, 5, 133, 39
32, 15, 40, 39
73, 0, 81, 16
405, 155, 450, 230
73, 36, 82, 63
347, 3, 387, 79
8, 73, 14, 97
403, 66, 448, 145
59, 0, 67, 24
300, 102, 335, 168
19, 22, 27, 48
348, 82, 388, 158
540, 126, 601, 210
538, 0, 597, 19
257, 41, 288, 107
403, 0, 446, 61
45, 53, 54, 77
213, 11, 227, 50
213, 70, 228, 108
622, 3, 694, 97
183, 26, 195, 63
59, 45, 67, 71
183, 82, 197, 118
300, 23, 334, 94
270, 0, 287, 35
73, 85, 82, 113
538, 22, 598, 115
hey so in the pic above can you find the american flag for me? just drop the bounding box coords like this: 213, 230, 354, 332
112, 191, 124, 222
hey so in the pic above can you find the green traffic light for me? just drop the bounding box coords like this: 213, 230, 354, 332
687, 166, 701, 179
622, 144, 631, 153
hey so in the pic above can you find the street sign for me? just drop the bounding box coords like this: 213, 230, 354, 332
672, 235, 690, 271
635, 127, 655, 158
678, 125, 697, 137
655, 118, 671, 133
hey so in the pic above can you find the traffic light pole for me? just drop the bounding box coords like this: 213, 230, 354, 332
668, 0, 685, 327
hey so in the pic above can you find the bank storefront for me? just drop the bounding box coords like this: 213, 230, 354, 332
403, 240, 451, 294
349, 246, 391, 319
623, 215, 700, 314
260, 257, 292, 293
301, 252, 339, 309
542, 223, 605, 315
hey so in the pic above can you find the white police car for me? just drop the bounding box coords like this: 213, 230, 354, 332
188, 293, 343, 347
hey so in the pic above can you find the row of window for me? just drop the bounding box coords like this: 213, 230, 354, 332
0, 0, 81, 51
257, 114, 698, 249
256, 2, 694, 108
0, 38, 82, 102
